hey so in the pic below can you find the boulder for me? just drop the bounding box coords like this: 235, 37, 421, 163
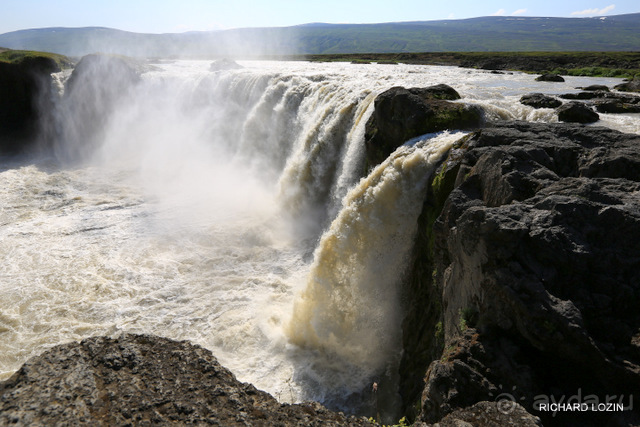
209, 58, 243, 71
519, 93, 562, 109
554, 91, 640, 114
614, 77, 640, 93
400, 121, 640, 426
535, 73, 565, 82
579, 84, 609, 92
414, 83, 462, 101
559, 91, 601, 100
595, 100, 640, 114
556, 101, 599, 123
364, 85, 484, 168
0, 334, 373, 426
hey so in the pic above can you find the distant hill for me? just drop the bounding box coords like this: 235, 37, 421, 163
1, 13, 639, 58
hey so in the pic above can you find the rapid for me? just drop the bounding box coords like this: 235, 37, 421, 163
0, 59, 636, 419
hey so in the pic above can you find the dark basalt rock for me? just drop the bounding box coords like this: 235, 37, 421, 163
400, 121, 640, 426
559, 91, 602, 100
614, 77, 640, 93
0, 55, 62, 153
413, 84, 462, 101
595, 100, 640, 114
535, 73, 565, 82
364, 85, 484, 168
0, 334, 373, 426
417, 401, 542, 426
579, 84, 610, 92
519, 93, 562, 109
554, 90, 640, 114
556, 101, 599, 123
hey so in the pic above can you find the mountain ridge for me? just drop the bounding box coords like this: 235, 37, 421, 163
1, 13, 639, 57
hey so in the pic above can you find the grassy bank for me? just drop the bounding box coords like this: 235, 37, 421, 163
0, 49, 74, 69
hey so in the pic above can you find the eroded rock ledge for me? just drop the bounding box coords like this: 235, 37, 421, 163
401, 121, 640, 426
0, 334, 372, 426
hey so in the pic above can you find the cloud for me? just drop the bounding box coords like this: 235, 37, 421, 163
571, 4, 615, 16
448, 13, 455, 19
511, 9, 527, 16
492, 9, 507, 16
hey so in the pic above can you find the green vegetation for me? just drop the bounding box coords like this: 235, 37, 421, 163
0, 49, 73, 69
441, 343, 458, 362
368, 416, 409, 426
434, 321, 444, 342
458, 307, 478, 331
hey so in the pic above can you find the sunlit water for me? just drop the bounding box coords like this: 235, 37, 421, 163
0, 60, 637, 420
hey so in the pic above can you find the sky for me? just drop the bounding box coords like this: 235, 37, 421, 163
1, 0, 639, 34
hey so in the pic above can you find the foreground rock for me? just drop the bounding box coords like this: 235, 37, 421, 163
424, 401, 542, 426
400, 121, 640, 426
364, 85, 484, 168
0, 334, 372, 426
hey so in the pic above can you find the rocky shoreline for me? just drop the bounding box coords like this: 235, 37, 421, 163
1, 53, 639, 426
300, 52, 640, 78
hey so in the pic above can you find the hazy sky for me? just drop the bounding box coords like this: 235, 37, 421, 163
2, 0, 638, 34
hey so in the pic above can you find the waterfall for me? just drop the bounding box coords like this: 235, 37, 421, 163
14, 59, 631, 420
26, 61, 466, 418
285, 131, 462, 415
49, 61, 375, 243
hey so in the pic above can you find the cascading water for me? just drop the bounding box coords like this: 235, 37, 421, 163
0, 59, 637, 422
286, 131, 462, 418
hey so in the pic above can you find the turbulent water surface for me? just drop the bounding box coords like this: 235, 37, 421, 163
0, 60, 637, 418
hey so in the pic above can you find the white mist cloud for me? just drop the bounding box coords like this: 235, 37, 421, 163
571, 4, 616, 16
511, 9, 527, 16
492, 9, 507, 16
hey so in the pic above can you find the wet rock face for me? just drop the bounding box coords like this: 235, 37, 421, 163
0, 334, 373, 426
58, 54, 145, 160
0, 55, 61, 153
409, 121, 640, 426
364, 85, 484, 169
